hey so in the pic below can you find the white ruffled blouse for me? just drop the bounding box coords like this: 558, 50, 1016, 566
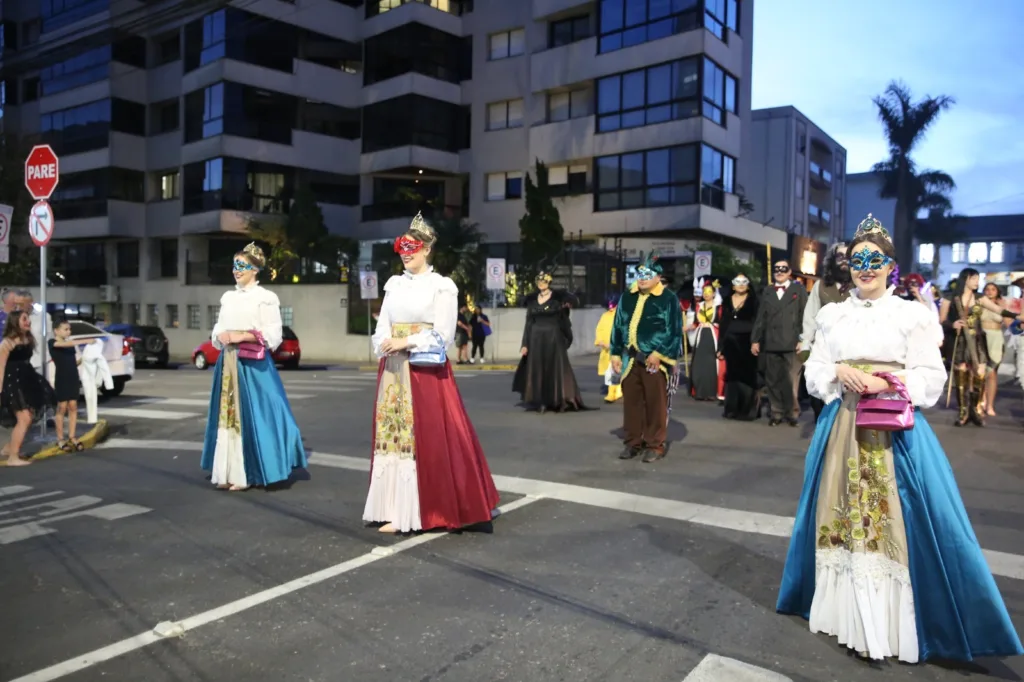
804, 286, 947, 407
211, 283, 284, 351
372, 268, 458, 358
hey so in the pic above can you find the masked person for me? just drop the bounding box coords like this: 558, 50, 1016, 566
594, 298, 622, 403
719, 273, 760, 420
685, 277, 724, 401
609, 252, 683, 463
752, 260, 808, 426
800, 243, 852, 420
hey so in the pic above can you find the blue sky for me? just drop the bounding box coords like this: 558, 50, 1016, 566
751, 0, 1024, 217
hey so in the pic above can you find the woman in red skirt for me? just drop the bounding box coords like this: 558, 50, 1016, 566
362, 213, 500, 533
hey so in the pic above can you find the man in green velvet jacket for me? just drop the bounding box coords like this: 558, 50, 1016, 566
610, 253, 683, 463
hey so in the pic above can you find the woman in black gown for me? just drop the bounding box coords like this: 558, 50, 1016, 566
512, 272, 585, 413
0, 310, 57, 465
718, 273, 760, 420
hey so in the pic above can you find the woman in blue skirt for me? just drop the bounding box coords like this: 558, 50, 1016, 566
777, 215, 1023, 663
201, 243, 307, 491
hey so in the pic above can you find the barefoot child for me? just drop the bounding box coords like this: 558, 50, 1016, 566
48, 319, 90, 452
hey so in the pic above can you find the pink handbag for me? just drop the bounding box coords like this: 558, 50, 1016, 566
855, 372, 914, 431
236, 330, 267, 361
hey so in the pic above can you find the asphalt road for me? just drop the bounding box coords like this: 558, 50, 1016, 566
1, 363, 1022, 682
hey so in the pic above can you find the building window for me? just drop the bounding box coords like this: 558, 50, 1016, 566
160, 171, 180, 200
918, 243, 934, 265
200, 10, 226, 66
967, 242, 987, 264
700, 144, 735, 210
362, 95, 470, 154
549, 165, 588, 197
594, 144, 698, 212
201, 83, 224, 138
486, 172, 523, 201
40, 98, 111, 156
486, 99, 524, 130
704, 0, 739, 40
598, 0, 701, 54
281, 306, 294, 327
364, 23, 470, 86
550, 15, 591, 47
146, 304, 159, 326
187, 304, 201, 329
548, 89, 590, 122
208, 305, 220, 329
951, 243, 966, 263
159, 238, 178, 278
596, 58, 699, 133
39, 45, 111, 97
41, 0, 109, 33
989, 242, 1004, 263
152, 99, 179, 134
702, 58, 737, 125
488, 28, 525, 60
165, 304, 179, 329
155, 32, 180, 65
796, 121, 807, 154
116, 241, 139, 278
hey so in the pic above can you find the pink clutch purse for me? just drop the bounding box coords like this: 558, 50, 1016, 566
855, 372, 914, 431
236, 330, 267, 361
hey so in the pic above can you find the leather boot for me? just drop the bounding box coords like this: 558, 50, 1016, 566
954, 368, 969, 426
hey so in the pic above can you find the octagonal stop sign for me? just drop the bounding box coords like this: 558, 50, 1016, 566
25, 145, 60, 200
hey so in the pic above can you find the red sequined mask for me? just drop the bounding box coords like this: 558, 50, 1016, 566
394, 236, 424, 255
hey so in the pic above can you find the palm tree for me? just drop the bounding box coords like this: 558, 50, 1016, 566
429, 214, 486, 299
871, 81, 956, 267
916, 208, 966, 283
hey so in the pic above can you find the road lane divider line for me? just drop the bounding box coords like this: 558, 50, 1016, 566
9, 495, 541, 682
682, 654, 792, 681
95, 439, 1024, 582
91, 408, 200, 421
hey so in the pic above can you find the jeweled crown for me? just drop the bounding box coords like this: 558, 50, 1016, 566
242, 242, 266, 269
852, 214, 893, 245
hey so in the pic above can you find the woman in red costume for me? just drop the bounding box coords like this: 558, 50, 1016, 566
362, 213, 500, 533
685, 277, 726, 402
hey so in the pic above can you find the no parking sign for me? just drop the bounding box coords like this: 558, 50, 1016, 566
486, 258, 506, 291
694, 251, 712, 279
360, 270, 378, 300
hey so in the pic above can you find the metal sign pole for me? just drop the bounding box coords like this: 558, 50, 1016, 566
490, 290, 497, 364
367, 301, 373, 363
39, 244, 47, 438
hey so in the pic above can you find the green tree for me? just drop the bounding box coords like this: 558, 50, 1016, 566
0, 134, 41, 286
519, 160, 563, 277
429, 215, 485, 299
684, 243, 764, 289
871, 81, 956, 268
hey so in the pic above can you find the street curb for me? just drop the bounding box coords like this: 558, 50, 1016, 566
1, 420, 110, 466
357, 364, 518, 372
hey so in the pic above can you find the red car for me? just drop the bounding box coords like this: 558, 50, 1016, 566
193, 326, 301, 370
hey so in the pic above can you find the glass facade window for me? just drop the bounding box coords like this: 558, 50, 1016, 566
704, 0, 739, 39
116, 241, 139, 278
367, 0, 473, 17
299, 101, 360, 140
48, 167, 143, 220
967, 242, 987, 264
550, 15, 591, 47
41, 99, 110, 155
488, 29, 525, 60
185, 8, 298, 73
596, 58, 699, 132
364, 23, 470, 86
701, 58, 737, 125
160, 171, 180, 200
41, 0, 108, 33
548, 89, 590, 122
700, 143, 735, 209
185, 82, 295, 145
487, 99, 524, 130
203, 83, 224, 137
989, 242, 1004, 263
594, 144, 698, 211
598, 0, 700, 54
40, 45, 110, 97
200, 11, 226, 65
362, 95, 470, 154
188, 305, 201, 329
486, 172, 523, 201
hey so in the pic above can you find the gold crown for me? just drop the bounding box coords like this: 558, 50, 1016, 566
242, 242, 266, 268
852, 214, 893, 245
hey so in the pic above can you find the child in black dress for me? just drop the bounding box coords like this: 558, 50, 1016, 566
0, 310, 57, 466
49, 319, 90, 452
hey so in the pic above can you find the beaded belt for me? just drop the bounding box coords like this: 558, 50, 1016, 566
391, 323, 433, 339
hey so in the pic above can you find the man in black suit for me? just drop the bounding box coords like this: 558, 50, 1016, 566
751, 260, 807, 426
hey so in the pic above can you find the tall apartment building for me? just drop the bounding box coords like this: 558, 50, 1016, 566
0, 0, 774, 341
745, 106, 847, 245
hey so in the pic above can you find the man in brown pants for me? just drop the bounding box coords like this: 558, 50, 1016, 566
609, 252, 683, 463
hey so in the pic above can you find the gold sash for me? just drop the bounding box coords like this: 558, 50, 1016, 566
218, 347, 243, 434
373, 323, 433, 460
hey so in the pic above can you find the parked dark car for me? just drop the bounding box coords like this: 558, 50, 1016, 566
193, 326, 301, 370
104, 324, 169, 367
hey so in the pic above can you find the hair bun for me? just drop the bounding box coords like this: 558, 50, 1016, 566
408, 212, 437, 246
242, 242, 267, 269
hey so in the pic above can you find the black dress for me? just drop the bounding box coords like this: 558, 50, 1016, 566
512, 291, 585, 412
1, 341, 57, 428
48, 339, 81, 402
719, 293, 760, 420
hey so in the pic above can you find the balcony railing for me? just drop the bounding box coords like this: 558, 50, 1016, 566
809, 162, 832, 188
366, 0, 473, 18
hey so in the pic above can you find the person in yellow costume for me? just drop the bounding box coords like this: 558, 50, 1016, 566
594, 299, 622, 402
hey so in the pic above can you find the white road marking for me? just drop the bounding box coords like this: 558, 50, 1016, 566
94, 439, 1024, 582
92, 407, 200, 420
0, 488, 152, 545
682, 654, 791, 681
9, 495, 540, 682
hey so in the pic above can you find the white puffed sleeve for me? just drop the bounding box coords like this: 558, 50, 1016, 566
801, 280, 822, 352
896, 304, 947, 407
256, 289, 283, 351
408, 276, 458, 350
211, 292, 230, 350
804, 305, 842, 404
371, 277, 399, 358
